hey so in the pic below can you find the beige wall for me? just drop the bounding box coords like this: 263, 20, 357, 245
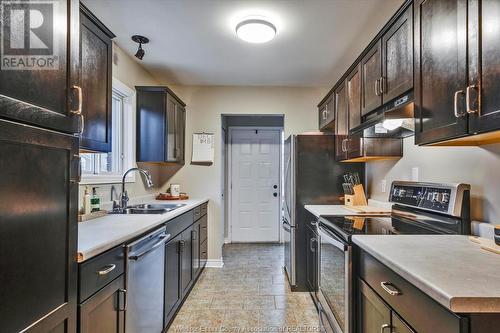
156, 86, 328, 260
367, 137, 500, 225
78, 43, 161, 207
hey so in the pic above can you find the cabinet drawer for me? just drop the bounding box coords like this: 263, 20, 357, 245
79, 246, 125, 302
166, 209, 194, 238
200, 203, 208, 217
359, 252, 467, 333
200, 240, 207, 260
200, 215, 208, 242
193, 206, 202, 221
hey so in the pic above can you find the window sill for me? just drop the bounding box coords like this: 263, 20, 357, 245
80, 174, 135, 185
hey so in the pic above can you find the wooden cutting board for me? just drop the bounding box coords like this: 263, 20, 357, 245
469, 236, 500, 255
344, 205, 391, 215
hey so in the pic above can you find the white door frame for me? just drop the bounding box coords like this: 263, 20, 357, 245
227, 126, 283, 243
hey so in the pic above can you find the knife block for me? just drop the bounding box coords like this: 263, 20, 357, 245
344, 184, 368, 207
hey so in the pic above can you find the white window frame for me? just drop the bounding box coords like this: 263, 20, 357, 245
80, 78, 136, 185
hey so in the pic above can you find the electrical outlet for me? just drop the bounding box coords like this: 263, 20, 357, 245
412, 167, 419, 181
381, 179, 387, 193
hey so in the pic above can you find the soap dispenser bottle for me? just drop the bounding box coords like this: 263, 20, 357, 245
91, 187, 101, 212
83, 186, 91, 214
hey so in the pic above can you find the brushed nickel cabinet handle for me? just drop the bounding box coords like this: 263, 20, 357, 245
374, 79, 380, 96
71, 86, 84, 134
380, 281, 401, 296
118, 288, 127, 311
97, 264, 116, 276
454, 90, 466, 118
380, 76, 386, 94
466, 84, 478, 114
381, 323, 391, 333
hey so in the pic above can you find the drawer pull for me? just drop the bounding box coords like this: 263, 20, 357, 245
380, 323, 391, 333
380, 281, 401, 296
97, 264, 116, 276
118, 288, 127, 311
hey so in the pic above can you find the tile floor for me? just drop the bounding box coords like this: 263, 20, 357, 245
168, 243, 320, 332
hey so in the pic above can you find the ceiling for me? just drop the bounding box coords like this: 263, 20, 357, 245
83, 0, 404, 87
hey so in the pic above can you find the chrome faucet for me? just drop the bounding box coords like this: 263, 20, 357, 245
120, 168, 154, 209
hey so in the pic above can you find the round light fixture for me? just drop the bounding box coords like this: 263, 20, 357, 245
382, 119, 404, 131
236, 18, 276, 43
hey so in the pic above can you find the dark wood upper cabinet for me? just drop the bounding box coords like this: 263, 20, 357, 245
361, 41, 383, 116
0, 0, 80, 134
319, 94, 335, 131
382, 4, 413, 103
79, 4, 115, 152
348, 64, 362, 131
136, 86, 186, 164
414, 0, 469, 145
467, 0, 500, 136
335, 81, 349, 161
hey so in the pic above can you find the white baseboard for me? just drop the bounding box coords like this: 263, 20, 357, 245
224, 238, 231, 244
205, 258, 224, 268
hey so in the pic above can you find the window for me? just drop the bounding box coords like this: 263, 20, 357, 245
80, 78, 135, 184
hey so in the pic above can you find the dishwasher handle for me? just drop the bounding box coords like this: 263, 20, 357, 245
128, 234, 170, 261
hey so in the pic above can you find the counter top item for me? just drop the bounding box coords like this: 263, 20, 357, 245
353, 235, 500, 313
305, 203, 391, 218
77, 198, 208, 263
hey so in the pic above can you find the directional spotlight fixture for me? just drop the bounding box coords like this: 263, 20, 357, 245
132, 35, 149, 60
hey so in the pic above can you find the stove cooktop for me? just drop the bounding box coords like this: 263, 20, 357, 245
318, 212, 452, 243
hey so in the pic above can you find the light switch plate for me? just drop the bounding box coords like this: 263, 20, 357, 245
381, 179, 387, 193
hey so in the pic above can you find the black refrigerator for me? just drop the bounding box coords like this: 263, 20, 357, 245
283, 134, 364, 291
0, 0, 81, 331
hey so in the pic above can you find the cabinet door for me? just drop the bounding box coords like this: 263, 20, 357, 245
0, 120, 78, 333
348, 64, 362, 131
361, 40, 383, 115
468, 0, 500, 134
305, 225, 318, 292
180, 227, 193, 295
358, 279, 391, 333
382, 5, 413, 103
0, 0, 80, 134
335, 81, 348, 161
392, 312, 416, 333
136, 90, 166, 162
164, 234, 181, 325
79, 276, 125, 333
166, 95, 177, 162
319, 95, 335, 131
175, 104, 186, 164
192, 221, 201, 279
414, 0, 468, 145
79, 6, 114, 152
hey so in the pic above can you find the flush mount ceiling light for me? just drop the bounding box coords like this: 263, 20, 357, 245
236, 18, 276, 43
132, 35, 149, 60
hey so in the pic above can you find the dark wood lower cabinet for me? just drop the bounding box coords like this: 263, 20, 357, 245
78, 276, 125, 333
180, 226, 193, 296
164, 234, 182, 326
305, 224, 318, 293
358, 279, 416, 333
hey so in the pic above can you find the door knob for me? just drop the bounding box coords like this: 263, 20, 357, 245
273, 193, 278, 197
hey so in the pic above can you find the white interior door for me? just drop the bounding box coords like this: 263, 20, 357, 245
230, 128, 281, 242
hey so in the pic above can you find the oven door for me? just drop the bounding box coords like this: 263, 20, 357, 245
317, 224, 351, 333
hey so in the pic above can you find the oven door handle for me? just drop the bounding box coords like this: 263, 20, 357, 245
318, 226, 347, 250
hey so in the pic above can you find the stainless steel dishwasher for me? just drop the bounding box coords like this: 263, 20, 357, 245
126, 226, 170, 333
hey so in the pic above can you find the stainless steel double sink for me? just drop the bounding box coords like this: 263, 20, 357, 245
109, 203, 186, 214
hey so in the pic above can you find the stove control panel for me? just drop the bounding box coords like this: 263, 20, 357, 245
390, 184, 452, 213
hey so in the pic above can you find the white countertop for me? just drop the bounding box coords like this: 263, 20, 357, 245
353, 235, 500, 313
77, 198, 209, 263
305, 200, 392, 218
